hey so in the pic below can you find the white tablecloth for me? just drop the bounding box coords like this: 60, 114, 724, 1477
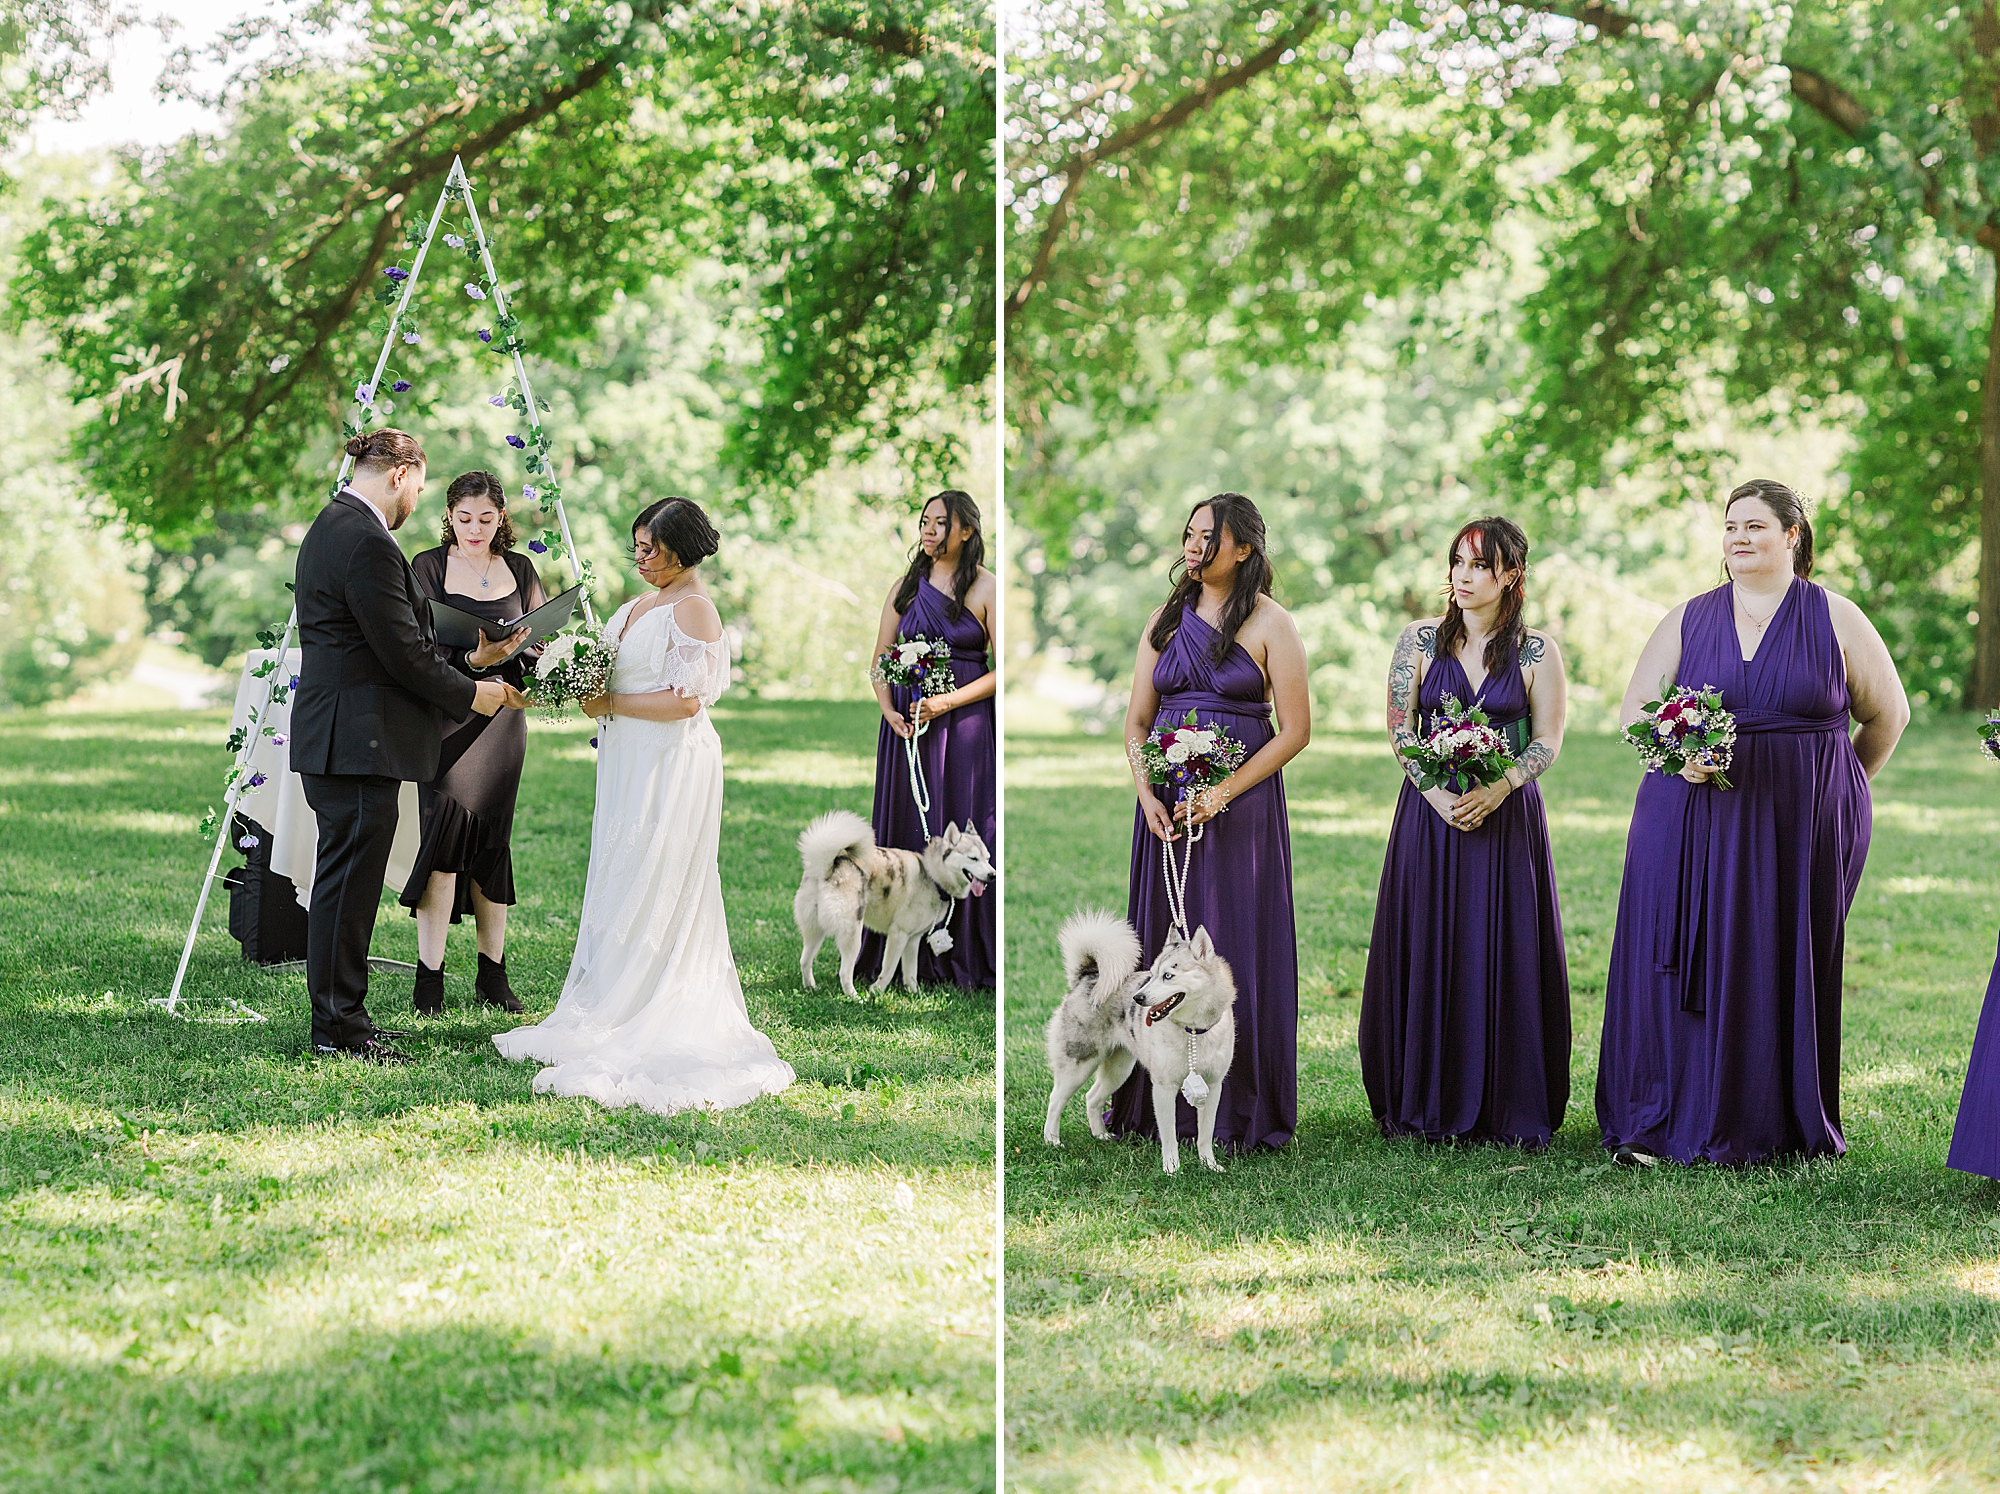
228, 650, 421, 909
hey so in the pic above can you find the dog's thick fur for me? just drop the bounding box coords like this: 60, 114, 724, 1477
1042, 911, 1237, 1174
794, 810, 994, 995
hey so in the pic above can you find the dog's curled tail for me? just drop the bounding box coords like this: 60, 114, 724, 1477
797, 809, 875, 883
1058, 910, 1142, 995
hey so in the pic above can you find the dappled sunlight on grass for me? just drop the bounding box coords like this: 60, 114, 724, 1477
0, 700, 994, 1493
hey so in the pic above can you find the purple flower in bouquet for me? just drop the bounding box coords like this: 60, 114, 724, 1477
1625, 683, 1737, 790
1399, 696, 1517, 793
391, 379, 411, 393
1142, 711, 1249, 796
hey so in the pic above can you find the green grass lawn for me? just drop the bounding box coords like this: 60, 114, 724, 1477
1004, 718, 2000, 1493
0, 698, 994, 1493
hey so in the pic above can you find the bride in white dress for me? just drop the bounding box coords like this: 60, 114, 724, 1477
493, 498, 795, 1113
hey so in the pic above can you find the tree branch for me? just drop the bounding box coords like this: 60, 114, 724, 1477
1006, 5, 1328, 322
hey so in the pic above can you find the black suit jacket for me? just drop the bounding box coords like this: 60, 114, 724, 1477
290, 491, 478, 780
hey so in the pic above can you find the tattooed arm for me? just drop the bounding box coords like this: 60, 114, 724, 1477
1386, 620, 1437, 787
1504, 630, 1568, 789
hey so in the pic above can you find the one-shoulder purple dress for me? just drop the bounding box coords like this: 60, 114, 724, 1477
1948, 937, 2000, 1182
1597, 579, 1871, 1166
1359, 643, 1571, 1147
1107, 609, 1299, 1152
863, 578, 996, 989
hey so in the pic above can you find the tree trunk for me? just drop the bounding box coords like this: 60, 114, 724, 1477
1977, 253, 2000, 709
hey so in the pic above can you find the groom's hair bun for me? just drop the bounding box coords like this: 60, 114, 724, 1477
345, 427, 427, 473
634, 496, 720, 566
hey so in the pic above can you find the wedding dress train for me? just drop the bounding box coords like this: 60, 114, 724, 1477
493, 595, 795, 1113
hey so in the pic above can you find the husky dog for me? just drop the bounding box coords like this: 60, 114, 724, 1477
794, 810, 994, 996
1042, 911, 1237, 1174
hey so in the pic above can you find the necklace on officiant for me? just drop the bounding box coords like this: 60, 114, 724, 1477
465, 548, 500, 591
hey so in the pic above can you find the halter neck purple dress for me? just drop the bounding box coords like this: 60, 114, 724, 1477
863, 577, 996, 989
1597, 579, 1870, 1166
1947, 939, 2000, 1181
1359, 642, 1571, 1147
1107, 608, 1299, 1152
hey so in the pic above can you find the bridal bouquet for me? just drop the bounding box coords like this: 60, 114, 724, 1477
873, 635, 955, 698
1626, 682, 1736, 790
1141, 710, 1249, 807
526, 625, 615, 720
1399, 695, 1517, 793
1981, 710, 2000, 762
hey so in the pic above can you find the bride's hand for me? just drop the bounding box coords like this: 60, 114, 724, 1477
579, 692, 612, 719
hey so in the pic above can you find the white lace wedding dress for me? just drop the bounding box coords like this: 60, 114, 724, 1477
492, 594, 795, 1113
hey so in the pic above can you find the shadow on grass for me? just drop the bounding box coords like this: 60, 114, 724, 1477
0, 1317, 989, 1494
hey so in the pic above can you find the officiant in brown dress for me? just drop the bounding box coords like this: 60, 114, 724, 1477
402, 469, 545, 1016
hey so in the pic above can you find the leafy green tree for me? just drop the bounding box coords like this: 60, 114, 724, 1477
1006, 0, 2000, 708
13, 0, 993, 542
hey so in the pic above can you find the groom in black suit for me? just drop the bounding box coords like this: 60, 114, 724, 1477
290, 428, 523, 1061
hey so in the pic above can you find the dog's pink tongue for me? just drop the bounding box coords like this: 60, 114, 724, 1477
968, 881, 986, 897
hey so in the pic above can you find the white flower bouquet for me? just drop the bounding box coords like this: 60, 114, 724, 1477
1625, 682, 1736, 790
526, 625, 615, 720
872, 634, 955, 697
1399, 695, 1518, 793
1140, 710, 1249, 801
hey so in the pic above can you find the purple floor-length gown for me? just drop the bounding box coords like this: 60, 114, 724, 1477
1359, 644, 1571, 1147
1597, 579, 1871, 1166
1108, 609, 1299, 1152
862, 578, 996, 988
1947, 934, 2000, 1181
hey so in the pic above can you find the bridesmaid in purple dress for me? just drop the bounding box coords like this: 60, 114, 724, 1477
1360, 517, 1573, 1148
1598, 480, 1909, 1167
863, 490, 997, 988
1948, 942, 2000, 1183
1108, 493, 1311, 1153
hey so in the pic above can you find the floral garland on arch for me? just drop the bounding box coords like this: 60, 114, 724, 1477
194, 162, 599, 843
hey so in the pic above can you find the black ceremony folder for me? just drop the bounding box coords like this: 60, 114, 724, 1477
429, 584, 584, 662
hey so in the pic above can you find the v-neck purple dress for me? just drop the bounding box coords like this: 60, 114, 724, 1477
1359, 642, 1571, 1147
1597, 579, 1870, 1166
862, 577, 996, 989
1107, 609, 1299, 1152
1947, 938, 2000, 1181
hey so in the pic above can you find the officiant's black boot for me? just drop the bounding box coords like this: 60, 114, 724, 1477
476, 952, 523, 1013
412, 960, 446, 1018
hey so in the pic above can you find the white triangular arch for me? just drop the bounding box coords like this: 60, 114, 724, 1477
159, 155, 592, 1018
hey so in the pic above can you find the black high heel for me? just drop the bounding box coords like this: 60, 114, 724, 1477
476, 952, 523, 1013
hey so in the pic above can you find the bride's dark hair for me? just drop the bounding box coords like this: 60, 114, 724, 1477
893, 490, 984, 622
1147, 493, 1273, 663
